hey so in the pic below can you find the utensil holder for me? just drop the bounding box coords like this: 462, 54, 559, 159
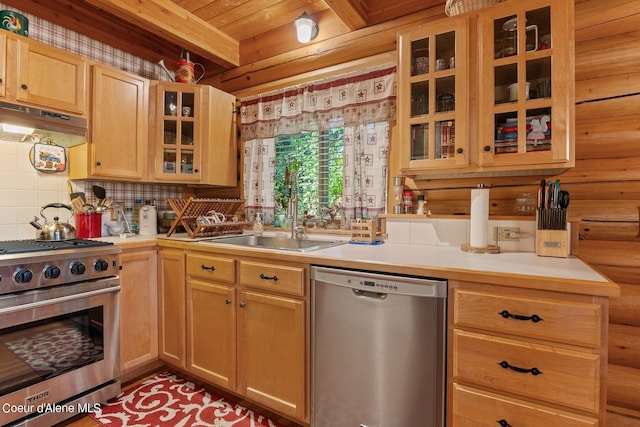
350, 219, 376, 243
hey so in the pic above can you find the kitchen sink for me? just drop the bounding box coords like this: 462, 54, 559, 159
201, 235, 346, 252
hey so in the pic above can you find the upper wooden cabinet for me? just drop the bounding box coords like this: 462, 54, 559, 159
478, 0, 575, 171
0, 33, 6, 98
69, 64, 149, 181
398, 0, 574, 176
150, 82, 237, 186
398, 17, 470, 172
0, 32, 87, 115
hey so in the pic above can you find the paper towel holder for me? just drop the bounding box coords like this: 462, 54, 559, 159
461, 184, 501, 253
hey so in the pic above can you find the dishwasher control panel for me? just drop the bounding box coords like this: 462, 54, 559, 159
312, 267, 447, 298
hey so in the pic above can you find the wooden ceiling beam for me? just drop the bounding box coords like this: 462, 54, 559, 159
323, 0, 368, 29
84, 0, 240, 68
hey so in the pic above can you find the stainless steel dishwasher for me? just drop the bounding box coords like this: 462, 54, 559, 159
311, 266, 447, 427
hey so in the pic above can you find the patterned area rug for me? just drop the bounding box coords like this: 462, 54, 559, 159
4, 325, 103, 376
90, 372, 286, 427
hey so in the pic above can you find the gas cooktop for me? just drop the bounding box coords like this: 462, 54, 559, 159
0, 239, 114, 255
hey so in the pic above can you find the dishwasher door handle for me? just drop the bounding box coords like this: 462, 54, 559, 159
353, 289, 387, 299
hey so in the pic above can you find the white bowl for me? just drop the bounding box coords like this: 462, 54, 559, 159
108, 226, 125, 236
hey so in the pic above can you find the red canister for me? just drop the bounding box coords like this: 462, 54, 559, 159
75, 212, 102, 238
403, 191, 413, 214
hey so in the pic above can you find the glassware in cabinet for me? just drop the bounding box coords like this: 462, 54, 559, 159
399, 17, 469, 172
155, 83, 202, 181
480, 1, 572, 169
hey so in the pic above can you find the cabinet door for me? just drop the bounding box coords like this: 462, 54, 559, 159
152, 82, 203, 183
0, 33, 6, 98
201, 86, 237, 186
119, 249, 158, 373
158, 249, 186, 368
398, 17, 469, 173
478, 0, 574, 169
15, 39, 87, 114
187, 279, 236, 390
90, 65, 148, 180
237, 289, 306, 420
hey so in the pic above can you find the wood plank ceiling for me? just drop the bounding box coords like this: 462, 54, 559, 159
2, 0, 444, 84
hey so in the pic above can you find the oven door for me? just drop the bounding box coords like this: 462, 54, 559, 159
0, 278, 120, 426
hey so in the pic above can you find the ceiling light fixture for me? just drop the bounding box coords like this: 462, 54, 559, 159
294, 12, 318, 43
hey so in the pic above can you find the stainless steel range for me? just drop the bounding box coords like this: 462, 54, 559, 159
0, 239, 121, 427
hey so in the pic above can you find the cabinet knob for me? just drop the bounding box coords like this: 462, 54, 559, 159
225, 299, 231, 305
497, 420, 513, 427
20, 83, 28, 90
95, 161, 101, 166
0, 78, 3, 83
194, 169, 199, 173
239, 302, 246, 308
484, 145, 492, 152
457, 148, 463, 154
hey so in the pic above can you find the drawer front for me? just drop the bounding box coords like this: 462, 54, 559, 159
453, 329, 600, 413
187, 253, 235, 283
453, 384, 599, 427
239, 261, 304, 296
454, 289, 601, 348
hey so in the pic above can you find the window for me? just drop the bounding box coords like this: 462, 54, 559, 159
274, 128, 344, 216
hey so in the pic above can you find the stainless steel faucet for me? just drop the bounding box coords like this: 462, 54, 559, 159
287, 171, 305, 240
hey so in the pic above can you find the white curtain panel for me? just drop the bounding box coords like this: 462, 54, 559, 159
241, 64, 396, 226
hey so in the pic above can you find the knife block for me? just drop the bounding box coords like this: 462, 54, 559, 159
536, 229, 569, 257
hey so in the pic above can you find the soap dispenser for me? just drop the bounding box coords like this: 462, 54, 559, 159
253, 212, 264, 236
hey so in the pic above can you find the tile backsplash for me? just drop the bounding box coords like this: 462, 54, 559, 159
0, 140, 183, 239
385, 216, 537, 252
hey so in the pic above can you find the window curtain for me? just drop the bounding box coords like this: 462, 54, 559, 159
240, 64, 396, 227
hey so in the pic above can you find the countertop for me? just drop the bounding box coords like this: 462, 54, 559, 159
102, 233, 620, 297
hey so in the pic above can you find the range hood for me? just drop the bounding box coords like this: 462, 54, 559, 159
0, 101, 87, 145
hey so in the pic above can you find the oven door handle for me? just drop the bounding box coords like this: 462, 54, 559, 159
0, 285, 120, 315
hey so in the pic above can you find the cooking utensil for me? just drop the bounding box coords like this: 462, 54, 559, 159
71, 196, 85, 213
92, 185, 106, 206
68, 179, 86, 203
30, 203, 76, 240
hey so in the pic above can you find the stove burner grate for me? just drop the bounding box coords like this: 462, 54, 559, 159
0, 239, 114, 255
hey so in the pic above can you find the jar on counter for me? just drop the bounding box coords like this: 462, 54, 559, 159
403, 191, 413, 214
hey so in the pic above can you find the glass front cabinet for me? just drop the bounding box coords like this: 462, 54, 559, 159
398, 0, 574, 176
398, 17, 470, 172
153, 82, 202, 183
151, 82, 237, 186
478, 0, 574, 170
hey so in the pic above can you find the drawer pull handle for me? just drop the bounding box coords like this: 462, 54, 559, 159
498, 360, 543, 376
498, 310, 543, 323
259, 273, 278, 282
201, 264, 216, 271
497, 420, 512, 427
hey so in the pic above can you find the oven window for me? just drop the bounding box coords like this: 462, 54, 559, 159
0, 307, 104, 396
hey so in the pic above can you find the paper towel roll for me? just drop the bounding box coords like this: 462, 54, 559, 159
470, 187, 489, 248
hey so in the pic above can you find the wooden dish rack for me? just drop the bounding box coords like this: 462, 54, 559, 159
166, 197, 250, 238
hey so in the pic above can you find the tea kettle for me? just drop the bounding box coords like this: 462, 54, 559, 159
30, 203, 76, 241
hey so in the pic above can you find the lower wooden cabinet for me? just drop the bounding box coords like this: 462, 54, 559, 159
119, 248, 158, 374
453, 384, 598, 426
158, 248, 186, 368
160, 249, 309, 424
237, 288, 305, 420
449, 281, 609, 426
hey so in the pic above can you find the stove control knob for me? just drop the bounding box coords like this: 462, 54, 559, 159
44, 265, 61, 279
14, 268, 33, 284
94, 259, 109, 272
70, 262, 86, 275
